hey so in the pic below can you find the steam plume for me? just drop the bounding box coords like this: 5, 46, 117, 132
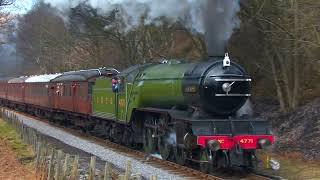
203, 0, 240, 56
42, 0, 240, 55
237, 99, 253, 117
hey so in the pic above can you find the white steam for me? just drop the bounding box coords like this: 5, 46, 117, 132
166, 132, 177, 145
42, 0, 240, 55
43, 0, 203, 32
237, 99, 253, 117
204, 0, 240, 56
42, 0, 240, 32
151, 153, 162, 159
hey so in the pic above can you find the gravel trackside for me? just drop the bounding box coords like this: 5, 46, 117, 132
10, 110, 184, 180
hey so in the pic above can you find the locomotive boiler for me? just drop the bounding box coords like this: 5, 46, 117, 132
133, 53, 251, 115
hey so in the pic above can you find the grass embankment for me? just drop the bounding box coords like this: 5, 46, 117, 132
0, 119, 34, 164
257, 151, 320, 180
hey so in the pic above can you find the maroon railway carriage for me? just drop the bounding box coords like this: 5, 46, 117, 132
0, 77, 28, 107
0, 68, 118, 118
8, 77, 27, 103
22, 74, 61, 113
0, 78, 13, 104
49, 69, 118, 115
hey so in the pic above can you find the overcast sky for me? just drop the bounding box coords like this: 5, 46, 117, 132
2, 0, 36, 15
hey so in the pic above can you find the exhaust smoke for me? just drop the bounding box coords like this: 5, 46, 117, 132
41, 0, 241, 54
203, 0, 240, 56
166, 132, 177, 146
237, 99, 253, 117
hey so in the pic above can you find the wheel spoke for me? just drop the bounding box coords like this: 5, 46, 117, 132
174, 146, 186, 165
143, 128, 156, 153
199, 149, 210, 173
158, 134, 172, 160
157, 117, 174, 160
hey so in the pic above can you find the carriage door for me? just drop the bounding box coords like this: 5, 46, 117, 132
49, 84, 56, 108
72, 82, 77, 112
114, 76, 129, 122
54, 83, 63, 109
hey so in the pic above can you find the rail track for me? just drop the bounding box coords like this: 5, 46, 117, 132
6, 108, 279, 180
248, 170, 283, 180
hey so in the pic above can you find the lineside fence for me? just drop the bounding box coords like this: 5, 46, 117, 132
0, 108, 153, 180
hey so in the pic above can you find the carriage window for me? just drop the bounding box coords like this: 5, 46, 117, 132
64, 85, 71, 96
78, 85, 82, 97
79, 86, 83, 97
88, 82, 94, 95
112, 77, 124, 93
43, 86, 47, 96
78, 84, 88, 99
59, 86, 64, 96
41, 85, 45, 96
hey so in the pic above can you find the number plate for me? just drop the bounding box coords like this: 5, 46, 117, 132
239, 138, 254, 144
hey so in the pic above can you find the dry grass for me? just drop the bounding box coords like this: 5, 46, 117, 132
0, 119, 36, 180
257, 150, 320, 180
0, 119, 35, 162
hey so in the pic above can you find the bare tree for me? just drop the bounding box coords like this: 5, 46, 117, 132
0, 12, 13, 32
69, 5, 205, 69
240, 0, 320, 112
13, 3, 209, 74
0, 0, 15, 45
16, 3, 73, 73
0, 0, 14, 6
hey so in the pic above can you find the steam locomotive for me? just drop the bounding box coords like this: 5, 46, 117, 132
0, 54, 274, 172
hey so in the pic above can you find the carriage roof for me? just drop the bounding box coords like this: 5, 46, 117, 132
25, 74, 62, 83
50, 68, 119, 82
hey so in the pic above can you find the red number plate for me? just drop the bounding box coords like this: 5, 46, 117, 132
239, 138, 254, 144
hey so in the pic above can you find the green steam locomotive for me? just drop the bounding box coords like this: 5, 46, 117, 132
0, 54, 274, 172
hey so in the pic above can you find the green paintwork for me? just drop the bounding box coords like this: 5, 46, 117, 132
92, 61, 194, 123
92, 78, 116, 120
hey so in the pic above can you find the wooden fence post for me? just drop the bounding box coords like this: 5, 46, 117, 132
28, 128, 32, 145
32, 130, 37, 150
150, 175, 157, 180
25, 128, 29, 144
40, 144, 49, 180
124, 161, 132, 180
62, 153, 70, 180
118, 175, 125, 180
103, 162, 112, 180
55, 150, 64, 180
70, 155, 79, 180
35, 142, 42, 170
20, 124, 24, 140
131, 173, 142, 180
89, 156, 96, 180
47, 149, 55, 180
24, 126, 28, 144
